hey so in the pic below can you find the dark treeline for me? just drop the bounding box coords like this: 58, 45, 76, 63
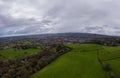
13, 44, 37, 50
0, 44, 71, 78
89, 38, 120, 46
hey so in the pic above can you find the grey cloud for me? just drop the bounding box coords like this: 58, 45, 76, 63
0, 0, 120, 36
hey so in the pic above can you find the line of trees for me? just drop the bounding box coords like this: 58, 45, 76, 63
90, 38, 120, 46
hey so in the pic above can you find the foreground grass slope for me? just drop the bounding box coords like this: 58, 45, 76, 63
105, 59, 120, 77
99, 46, 120, 78
31, 44, 110, 78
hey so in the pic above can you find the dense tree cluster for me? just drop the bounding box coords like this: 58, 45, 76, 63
103, 63, 116, 78
13, 44, 37, 50
0, 44, 71, 78
87, 38, 120, 46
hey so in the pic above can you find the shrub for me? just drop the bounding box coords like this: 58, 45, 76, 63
103, 63, 112, 72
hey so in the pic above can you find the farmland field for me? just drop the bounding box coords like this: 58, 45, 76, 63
0, 43, 120, 78
0, 47, 41, 60
99, 46, 120, 61
31, 44, 120, 78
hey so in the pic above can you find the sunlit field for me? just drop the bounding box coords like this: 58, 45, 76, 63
0, 47, 41, 60
32, 44, 120, 78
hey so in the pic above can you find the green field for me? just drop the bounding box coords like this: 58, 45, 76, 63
104, 59, 120, 78
99, 46, 120, 60
31, 44, 120, 78
1, 43, 120, 78
0, 47, 41, 60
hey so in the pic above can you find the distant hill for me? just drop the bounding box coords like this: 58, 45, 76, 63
0, 33, 119, 40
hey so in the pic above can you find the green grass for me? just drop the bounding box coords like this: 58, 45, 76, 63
105, 59, 120, 78
23, 40, 32, 44
99, 46, 120, 60
31, 44, 110, 78
98, 45, 120, 78
0, 48, 41, 60
66, 44, 103, 52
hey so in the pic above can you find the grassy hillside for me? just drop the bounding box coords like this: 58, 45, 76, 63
99, 46, 120, 60
99, 46, 120, 78
105, 59, 120, 77
31, 44, 111, 78
0, 47, 41, 60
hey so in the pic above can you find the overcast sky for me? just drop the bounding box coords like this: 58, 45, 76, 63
0, 0, 120, 37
